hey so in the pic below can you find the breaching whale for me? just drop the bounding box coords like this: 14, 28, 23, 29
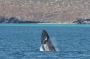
40, 30, 56, 51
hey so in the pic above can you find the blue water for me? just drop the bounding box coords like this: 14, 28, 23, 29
0, 24, 90, 59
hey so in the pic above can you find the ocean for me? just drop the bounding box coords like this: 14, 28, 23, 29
0, 24, 90, 59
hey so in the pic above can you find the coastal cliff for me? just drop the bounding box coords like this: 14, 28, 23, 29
0, 0, 90, 23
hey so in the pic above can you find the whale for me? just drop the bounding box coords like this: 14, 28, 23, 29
40, 30, 56, 51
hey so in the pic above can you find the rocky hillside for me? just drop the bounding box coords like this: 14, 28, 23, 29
0, 0, 90, 23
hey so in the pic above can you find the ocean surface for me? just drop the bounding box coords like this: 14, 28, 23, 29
0, 24, 90, 59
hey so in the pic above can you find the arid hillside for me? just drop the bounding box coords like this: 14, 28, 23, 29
0, 0, 90, 23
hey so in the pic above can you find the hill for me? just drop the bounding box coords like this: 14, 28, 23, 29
0, 0, 90, 23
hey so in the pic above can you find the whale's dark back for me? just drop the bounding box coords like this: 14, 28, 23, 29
41, 30, 49, 44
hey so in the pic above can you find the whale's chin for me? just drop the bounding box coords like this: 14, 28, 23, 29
40, 44, 51, 51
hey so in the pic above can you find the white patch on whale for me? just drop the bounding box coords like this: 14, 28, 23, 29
40, 45, 44, 51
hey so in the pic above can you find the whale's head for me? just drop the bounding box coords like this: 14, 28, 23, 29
41, 30, 50, 44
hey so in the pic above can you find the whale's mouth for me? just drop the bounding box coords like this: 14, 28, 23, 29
43, 40, 47, 44
43, 37, 48, 44
40, 30, 56, 51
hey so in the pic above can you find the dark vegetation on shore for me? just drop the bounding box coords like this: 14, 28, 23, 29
73, 18, 90, 24
0, 16, 90, 24
0, 17, 45, 23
